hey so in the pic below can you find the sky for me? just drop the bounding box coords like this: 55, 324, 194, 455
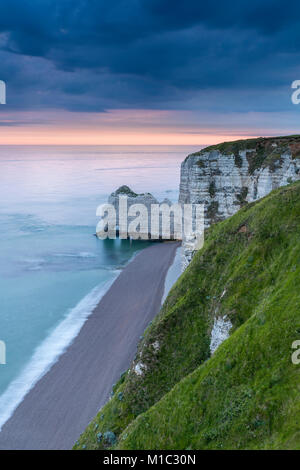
0, 0, 300, 145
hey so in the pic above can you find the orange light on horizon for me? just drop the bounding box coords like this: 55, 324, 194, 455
0, 109, 263, 146
0, 127, 259, 146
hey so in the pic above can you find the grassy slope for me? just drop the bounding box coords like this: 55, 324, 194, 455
75, 181, 300, 450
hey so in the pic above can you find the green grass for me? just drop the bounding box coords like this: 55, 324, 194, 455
75, 181, 300, 450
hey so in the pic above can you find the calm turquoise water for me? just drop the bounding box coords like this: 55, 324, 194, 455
0, 145, 198, 428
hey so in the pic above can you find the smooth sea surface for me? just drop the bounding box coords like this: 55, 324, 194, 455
0, 145, 199, 428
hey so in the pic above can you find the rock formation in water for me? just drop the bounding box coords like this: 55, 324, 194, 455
106, 185, 176, 240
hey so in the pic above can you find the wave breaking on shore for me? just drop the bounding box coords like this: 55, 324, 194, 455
0, 275, 119, 431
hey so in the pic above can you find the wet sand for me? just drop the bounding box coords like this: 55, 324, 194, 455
0, 242, 179, 450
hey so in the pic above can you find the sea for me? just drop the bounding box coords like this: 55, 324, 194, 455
0, 144, 199, 429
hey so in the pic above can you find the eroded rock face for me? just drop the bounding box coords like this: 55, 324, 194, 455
107, 186, 177, 239
210, 315, 232, 354
108, 185, 158, 222
179, 136, 300, 266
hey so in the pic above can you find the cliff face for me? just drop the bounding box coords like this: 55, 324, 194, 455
179, 136, 300, 265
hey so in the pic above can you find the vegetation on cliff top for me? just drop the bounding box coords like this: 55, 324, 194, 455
189, 135, 300, 174
111, 185, 139, 197
111, 185, 155, 198
75, 181, 300, 450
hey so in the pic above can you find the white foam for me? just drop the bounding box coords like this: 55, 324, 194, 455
0, 274, 119, 431
53, 251, 96, 258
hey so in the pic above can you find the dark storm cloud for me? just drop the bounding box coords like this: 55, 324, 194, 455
0, 0, 300, 112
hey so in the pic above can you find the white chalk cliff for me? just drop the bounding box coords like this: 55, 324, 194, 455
179, 136, 300, 267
